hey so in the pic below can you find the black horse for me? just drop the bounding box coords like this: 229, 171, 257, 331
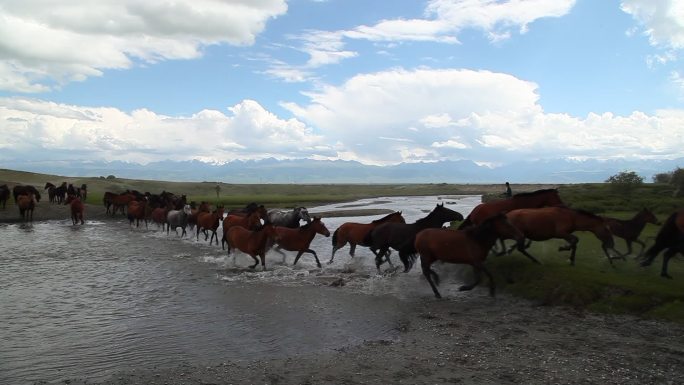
12, 185, 41, 203
365, 203, 464, 273
0, 184, 10, 209
641, 209, 684, 279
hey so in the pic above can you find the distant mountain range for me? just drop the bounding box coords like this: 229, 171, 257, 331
1, 157, 682, 183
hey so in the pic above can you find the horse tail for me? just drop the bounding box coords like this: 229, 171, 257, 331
401, 249, 419, 273
457, 215, 472, 230
331, 228, 339, 247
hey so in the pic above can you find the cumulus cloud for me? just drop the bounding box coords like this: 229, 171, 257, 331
282, 67, 684, 165
271, 0, 575, 81
0, 0, 288, 92
0, 97, 328, 163
347, 0, 576, 43
621, 0, 684, 50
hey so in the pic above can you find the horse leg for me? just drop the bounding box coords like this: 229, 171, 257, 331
259, 253, 267, 270
660, 249, 677, 279
421, 260, 441, 299
374, 247, 390, 273
294, 249, 321, 268
480, 265, 496, 297
634, 239, 647, 258
349, 243, 356, 258
515, 242, 541, 264
459, 266, 482, 292
248, 254, 260, 269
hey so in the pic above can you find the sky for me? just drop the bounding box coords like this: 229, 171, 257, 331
0, 0, 683, 171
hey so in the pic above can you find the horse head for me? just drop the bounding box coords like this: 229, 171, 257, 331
296, 207, 312, 223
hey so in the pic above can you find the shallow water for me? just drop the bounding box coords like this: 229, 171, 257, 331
0, 195, 479, 384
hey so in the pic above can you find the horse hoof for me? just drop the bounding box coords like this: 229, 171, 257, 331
458, 285, 473, 291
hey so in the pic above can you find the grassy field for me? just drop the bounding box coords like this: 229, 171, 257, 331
0, 168, 554, 208
2, 168, 683, 322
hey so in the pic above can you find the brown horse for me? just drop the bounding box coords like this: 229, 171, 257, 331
272, 217, 331, 268
188, 201, 210, 230
13, 185, 41, 203
641, 209, 684, 279
225, 223, 278, 269
151, 207, 169, 230
17, 193, 37, 222
459, 188, 564, 229
603, 208, 659, 257
196, 207, 224, 245
505, 206, 619, 265
127, 199, 149, 228
65, 194, 85, 225
0, 184, 9, 209
414, 213, 525, 298
108, 192, 135, 216
221, 211, 263, 250
328, 211, 405, 264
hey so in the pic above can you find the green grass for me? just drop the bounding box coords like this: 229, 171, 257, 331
487, 225, 684, 323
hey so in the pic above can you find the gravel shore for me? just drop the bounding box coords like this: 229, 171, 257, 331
60, 294, 684, 385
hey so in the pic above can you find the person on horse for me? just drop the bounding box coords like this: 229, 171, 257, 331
504, 182, 512, 198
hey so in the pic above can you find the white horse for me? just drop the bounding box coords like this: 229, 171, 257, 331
266, 207, 312, 228
167, 204, 192, 237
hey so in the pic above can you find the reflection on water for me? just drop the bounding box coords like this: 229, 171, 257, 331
0, 195, 478, 384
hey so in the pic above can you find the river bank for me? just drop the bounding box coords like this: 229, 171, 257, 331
61, 293, 683, 385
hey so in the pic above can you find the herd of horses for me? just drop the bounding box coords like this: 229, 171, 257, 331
2, 183, 683, 298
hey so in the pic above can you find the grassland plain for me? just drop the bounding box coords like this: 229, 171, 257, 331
3, 169, 684, 384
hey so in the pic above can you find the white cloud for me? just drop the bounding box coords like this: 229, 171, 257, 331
275, 0, 575, 78
283, 67, 684, 165
621, 0, 684, 50
347, 0, 576, 43
0, 0, 288, 92
0, 97, 328, 163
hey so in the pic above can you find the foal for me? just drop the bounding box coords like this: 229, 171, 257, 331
603, 208, 659, 257
65, 194, 84, 225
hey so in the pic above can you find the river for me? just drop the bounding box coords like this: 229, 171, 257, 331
0, 195, 479, 384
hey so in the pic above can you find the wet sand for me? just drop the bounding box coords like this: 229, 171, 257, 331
62, 294, 683, 385
4, 201, 684, 384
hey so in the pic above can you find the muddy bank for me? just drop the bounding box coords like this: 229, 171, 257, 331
63, 293, 683, 385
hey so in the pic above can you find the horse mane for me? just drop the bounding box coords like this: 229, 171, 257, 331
372, 211, 400, 224
512, 188, 558, 198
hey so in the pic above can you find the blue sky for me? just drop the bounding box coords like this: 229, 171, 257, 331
0, 0, 683, 170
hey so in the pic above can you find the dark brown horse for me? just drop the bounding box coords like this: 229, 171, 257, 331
17, 193, 37, 223
127, 199, 149, 228
414, 213, 525, 298
641, 209, 684, 279
225, 223, 278, 269
225, 202, 267, 218
365, 203, 464, 273
221, 211, 263, 250
13, 185, 41, 203
106, 192, 135, 216
0, 184, 9, 209
505, 206, 619, 265
65, 194, 85, 225
603, 208, 659, 257
196, 207, 224, 245
272, 217, 331, 268
328, 211, 405, 264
